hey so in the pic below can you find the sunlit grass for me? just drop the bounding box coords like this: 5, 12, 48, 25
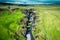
34, 9, 60, 40
0, 9, 25, 40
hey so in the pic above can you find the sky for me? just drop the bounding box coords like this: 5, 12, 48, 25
0, 0, 60, 4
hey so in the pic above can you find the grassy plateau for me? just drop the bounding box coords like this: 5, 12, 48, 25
0, 5, 60, 40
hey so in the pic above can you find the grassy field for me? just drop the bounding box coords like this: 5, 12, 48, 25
32, 5, 60, 40
0, 5, 60, 40
0, 9, 25, 40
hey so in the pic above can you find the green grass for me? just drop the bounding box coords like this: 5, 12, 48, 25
0, 9, 25, 40
0, 5, 60, 40
33, 6, 60, 40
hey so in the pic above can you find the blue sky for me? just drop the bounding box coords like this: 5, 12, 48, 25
0, 0, 60, 4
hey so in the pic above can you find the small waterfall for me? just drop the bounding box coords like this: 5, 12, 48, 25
26, 33, 31, 40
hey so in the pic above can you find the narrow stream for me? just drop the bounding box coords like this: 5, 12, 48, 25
25, 9, 35, 40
